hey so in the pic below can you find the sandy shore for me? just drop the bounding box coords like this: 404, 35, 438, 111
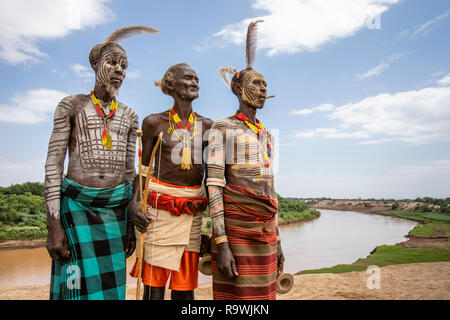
1, 261, 449, 300
0, 239, 47, 251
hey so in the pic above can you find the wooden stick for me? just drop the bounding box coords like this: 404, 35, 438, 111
136, 129, 144, 300
142, 131, 163, 205
136, 131, 163, 300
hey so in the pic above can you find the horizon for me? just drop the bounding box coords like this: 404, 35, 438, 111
0, 0, 449, 199
1, 180, 448, 202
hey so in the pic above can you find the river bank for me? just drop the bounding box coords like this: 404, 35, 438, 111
302, 202, 450, 275
1, 261, 449, 300
0, 239, 46, 251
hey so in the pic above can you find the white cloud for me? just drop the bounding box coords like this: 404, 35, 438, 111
0, 0, 115, 65
437, 73, 450, 86
126, 70, 141, 79
290, 103, 335, 116
201, 0, 399, 56
0, 158, 45, 186
290, 108, 314, 116
293, 86, 450, 145
71, 63, 94, 79
399, 9, 450, 40
392, 159, 450, 176
356, 62, 389, 79
356, 53, 405, 80
0, 88, 69, 124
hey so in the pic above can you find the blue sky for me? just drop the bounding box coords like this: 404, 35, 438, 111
0, 0, 449, 199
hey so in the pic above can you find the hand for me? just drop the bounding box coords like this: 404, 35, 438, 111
46, 219, 69, 262
277, 241, 285, 273
124, 221, 136, 258
217, 242, 238, 278
127, 198, 153, 233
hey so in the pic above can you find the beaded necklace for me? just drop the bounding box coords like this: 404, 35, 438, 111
234, 112, 272, 168
168, 105, 198, 170
90, 90, 118, 150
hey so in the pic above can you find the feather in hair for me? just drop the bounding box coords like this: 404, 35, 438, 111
104, 25, 159, 44
246, 19, 263, 69
218, 66, 237, 89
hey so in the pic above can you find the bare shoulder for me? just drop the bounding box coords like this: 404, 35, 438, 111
53, 94, 88, 118
211, 116, 237, 130
142, 110, 169, 131
116, 100, 138, 120
58, 94, 86, 107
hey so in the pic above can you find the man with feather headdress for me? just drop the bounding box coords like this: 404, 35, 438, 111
44, 26, 158, 300
207, 20, 285, 300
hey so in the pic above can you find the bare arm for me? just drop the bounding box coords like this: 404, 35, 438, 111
44, 97, 72, 220
125, 109, 139, 185
206, 124, 238, 278
206, 124, 227, 238
127, 115, 157, 232
44, 97, 72, 260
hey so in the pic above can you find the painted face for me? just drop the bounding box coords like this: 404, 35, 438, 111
95, 45, 128, 96
241, 69, 267, 108
172, 66, 200, 101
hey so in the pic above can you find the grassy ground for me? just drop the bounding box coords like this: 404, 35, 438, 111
297, 210, 450, 275
298, 245, 450, 275
377, 210, 450, 224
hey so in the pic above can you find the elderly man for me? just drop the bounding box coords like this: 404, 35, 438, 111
129, 63, 213, 300
44, 26, 157, 300
206, 21, 284, 300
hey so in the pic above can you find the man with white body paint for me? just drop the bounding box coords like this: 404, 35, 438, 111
44, 26, 157, 300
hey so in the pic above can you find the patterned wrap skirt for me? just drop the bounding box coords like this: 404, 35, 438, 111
212, 184, 278, 300
50, 177, 132, 300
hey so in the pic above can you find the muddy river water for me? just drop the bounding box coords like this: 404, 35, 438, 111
0, 209, 417, 287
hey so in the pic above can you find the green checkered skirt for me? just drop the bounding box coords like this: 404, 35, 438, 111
50, 177, 132, 300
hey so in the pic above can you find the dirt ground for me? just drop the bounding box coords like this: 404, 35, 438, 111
309, 199, 433, 214
1, 261, 449, 300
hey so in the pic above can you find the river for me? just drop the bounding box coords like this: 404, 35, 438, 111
0, 209, 418, 287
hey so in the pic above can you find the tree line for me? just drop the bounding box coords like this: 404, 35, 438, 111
0, 182, 47, 241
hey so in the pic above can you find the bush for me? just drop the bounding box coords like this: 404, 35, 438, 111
0, 182, 44, 197
391, 202, 399, 210
0, 226, 47, 241
414, 204, 433, 213
440, 204, 450, 214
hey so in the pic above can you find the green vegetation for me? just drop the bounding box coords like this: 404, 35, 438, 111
298, 245, 450, 275
0, 182, 47, 242
301, 196, 450, 214
277, 195, 320, 224
378, 210, 450, 224
409, 221, 450, 237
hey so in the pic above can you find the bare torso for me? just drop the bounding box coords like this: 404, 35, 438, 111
141, 109, 213, 186
208, 115, 275, 197
45, 94, 138, 204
